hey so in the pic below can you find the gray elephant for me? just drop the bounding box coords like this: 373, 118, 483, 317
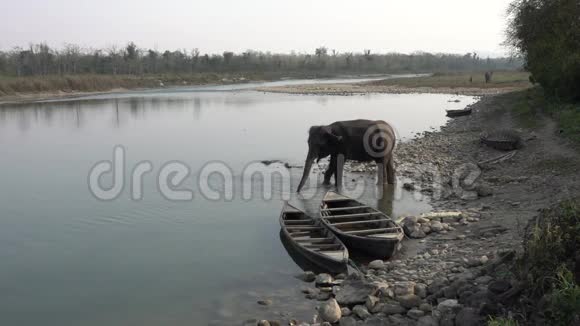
296, 119, 396, 192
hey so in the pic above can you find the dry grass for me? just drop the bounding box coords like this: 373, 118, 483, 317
367, 71, 532, 89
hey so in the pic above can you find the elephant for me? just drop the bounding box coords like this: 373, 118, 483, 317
296, 119, 396, 192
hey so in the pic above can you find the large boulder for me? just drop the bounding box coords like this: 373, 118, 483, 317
319, 298, 342, 323
335, 279, 381, 306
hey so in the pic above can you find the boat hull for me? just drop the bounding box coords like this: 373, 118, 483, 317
280, 230, 348, 274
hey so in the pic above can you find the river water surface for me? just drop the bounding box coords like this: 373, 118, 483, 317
0, 78, 476, 325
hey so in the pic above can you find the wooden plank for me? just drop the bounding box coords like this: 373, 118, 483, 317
294, 237, 333, 243
289, 231, 315, 236
304, 243, 342, 249
323, 212, 383, 220
320, 205, 368, 212
323, 191, 351, 202
330, 218, 392, 227
369, 233, 403, 239
284, 220, 314, 225
343, 227, 400, 235
287, 226, 322, 230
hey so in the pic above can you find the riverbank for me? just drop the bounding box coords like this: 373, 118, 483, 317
0, 72, 339, 104
250, 89, 579, 325
256, 71, 531, 96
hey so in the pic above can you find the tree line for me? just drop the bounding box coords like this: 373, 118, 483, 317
0, 43, 521, 77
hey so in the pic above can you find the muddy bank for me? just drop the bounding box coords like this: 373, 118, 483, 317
248, 92, 580, 325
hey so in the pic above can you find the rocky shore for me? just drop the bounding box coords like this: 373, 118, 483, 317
246, 91, 580, 325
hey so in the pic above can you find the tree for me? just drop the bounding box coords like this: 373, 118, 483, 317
506, 0, 580, 100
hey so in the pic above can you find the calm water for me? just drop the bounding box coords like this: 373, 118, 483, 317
0, 79, 476, 325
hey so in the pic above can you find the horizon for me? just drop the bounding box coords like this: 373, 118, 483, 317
0, 0, 512, 57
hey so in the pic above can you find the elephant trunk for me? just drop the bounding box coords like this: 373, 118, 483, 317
297, 150, 315, 192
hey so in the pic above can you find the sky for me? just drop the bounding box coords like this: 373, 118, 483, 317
0, 0, 512, 56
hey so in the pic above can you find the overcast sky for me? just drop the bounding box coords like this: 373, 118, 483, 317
0, 0, 512, 56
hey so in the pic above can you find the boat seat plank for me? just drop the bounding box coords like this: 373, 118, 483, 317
284, 220, 314, 225
320, 205, 369, 212
304, 243, 342, 249
343, 227, 401, 235
286, 226, 322, 230
319, 250, 347, 259
294, 237, 333, 243
322, 212, 383, 220
330, 218, 392, 227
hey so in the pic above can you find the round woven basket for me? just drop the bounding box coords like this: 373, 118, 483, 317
480, 129, 523, 151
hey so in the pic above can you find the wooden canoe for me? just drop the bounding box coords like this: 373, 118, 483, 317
446, 108, 472, 117
279, 202, 348, 273
320, 191, 404, 259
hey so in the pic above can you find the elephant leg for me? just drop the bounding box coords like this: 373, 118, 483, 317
386, 156, 396, 184
323, 155, 336, 185
376, 160, 385, 185
335, 154, 345, 188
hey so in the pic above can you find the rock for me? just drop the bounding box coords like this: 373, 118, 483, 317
474, 276, 493, 285
319, 298, 342, 323
455, 307, 482, 326
430, 220, 444, 232
475, 184, 493, 197
339, 316, 357, 326
437, 299, 462, 315
479, 256, 489, 265
268, 321, 281, 326
440, 314, 456, 326
456, 234, 466, 240
257, 299, 272, 306
407, 308, 425, 320
296, 271, 316, 282
410, 229, 427, 239
316, 273, 334, 286
460, 191, 478, 201
365, 295, 380, 311
428, 278, 449, 294
353, 305, 372, 320
368, 260, 385, 270
403, 183, 415, 191
421, 225, 432, 234
419, 303, 432, 312
488, 280, 511, 294
397, 294, 422, 309
321, 322, 332, 326
257, 321, 270, 326
417, 315, 439, 326
341, 307, 352, 316
382, 303, 406, 315
394, 281, 416, 297
301, 287, 318, 295
415, 283, 428, 298
317, 291, 332, 301
336, 279, 381, 305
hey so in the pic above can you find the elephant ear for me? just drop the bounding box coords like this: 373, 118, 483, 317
322, 126, 342, 143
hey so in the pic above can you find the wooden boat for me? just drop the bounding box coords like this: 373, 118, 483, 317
446, 108, 472, 117
320, 192, 404, 259
480, 130, 522, 151
279, 203, 348, 273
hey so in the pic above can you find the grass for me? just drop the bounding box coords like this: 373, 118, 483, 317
548, 266, 580, 325
0, 71, 322, 98
367, 71, 532, 89
507, 87, 580, 145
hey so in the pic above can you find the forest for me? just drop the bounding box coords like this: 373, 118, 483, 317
0, 43, 521, 77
